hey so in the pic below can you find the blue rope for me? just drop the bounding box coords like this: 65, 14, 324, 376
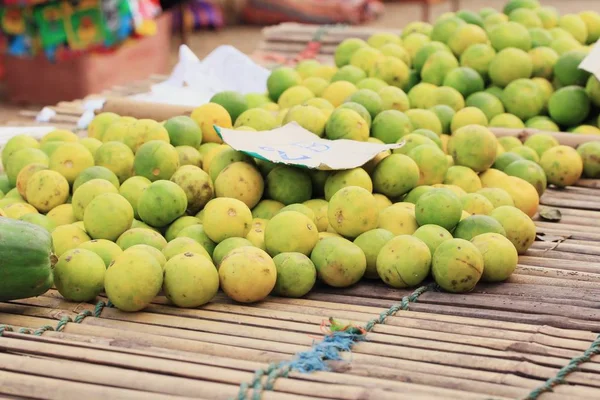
523, 334, 600, 400
235, 284, 434, 400
74, 310, 93, 323
33, 325, 55, 336
0, 300, 111, 339
0, 325, 13, 336
56, 316, 72, 332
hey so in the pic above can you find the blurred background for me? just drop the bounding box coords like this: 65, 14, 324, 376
0, 0, 598, 122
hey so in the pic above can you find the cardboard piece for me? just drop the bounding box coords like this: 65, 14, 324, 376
216, 122, 402, 170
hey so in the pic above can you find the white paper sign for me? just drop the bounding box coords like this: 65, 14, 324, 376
579, 42, 600, 80
216, 122, 403, 170
0, 126, 56, 147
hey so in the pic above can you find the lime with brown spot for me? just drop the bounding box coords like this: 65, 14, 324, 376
25, 170, 70, 213
54, 249, 106, 302
133, 140, 180, 182
432, 238, 484, 293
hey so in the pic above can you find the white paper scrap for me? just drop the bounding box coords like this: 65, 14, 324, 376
35, 107, 57, 123
579, 42, 600, 80
83, 98, 107, 111
200, 45, 270, 94
0, 126, 56, 147
128, 45, 270, 108
216, 122, 403, 170
77, 98, 107, 130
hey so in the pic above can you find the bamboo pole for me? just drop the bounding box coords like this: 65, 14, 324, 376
530, 239, 600, 261
559, 185, 600, 195
518, 255, 600, 273
0, 369, 193, 400
535, 213, 600, 227
535, 220, 600, 235
576, 179, 600, 188
536, 226, 600, 242
540, 197, 600, 212
525, 249, 600, 263
514, 265, 600, 282
541, 190, 600, 202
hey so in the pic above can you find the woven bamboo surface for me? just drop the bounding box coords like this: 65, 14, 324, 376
3, 39, 600, 399
0, 181, 600, 400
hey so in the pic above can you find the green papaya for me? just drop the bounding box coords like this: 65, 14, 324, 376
0, 217, 54, 301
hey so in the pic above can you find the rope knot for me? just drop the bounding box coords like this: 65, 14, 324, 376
321, 318, 366, 336
74, 310, 92, 324
56, 316, 73, 332
33, 325, 55, 336
0, 325, 14, 336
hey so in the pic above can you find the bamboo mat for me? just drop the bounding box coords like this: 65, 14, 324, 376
1, 182, 600, 400
3, 35, 600, 399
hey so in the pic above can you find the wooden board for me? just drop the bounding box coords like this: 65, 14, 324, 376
1, 181, 600, 400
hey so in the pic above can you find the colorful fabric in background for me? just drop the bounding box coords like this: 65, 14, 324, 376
0, 31, 5, 78
241, 0, 383, 25
0, 0, 161, 61
171, 0, 224, 31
